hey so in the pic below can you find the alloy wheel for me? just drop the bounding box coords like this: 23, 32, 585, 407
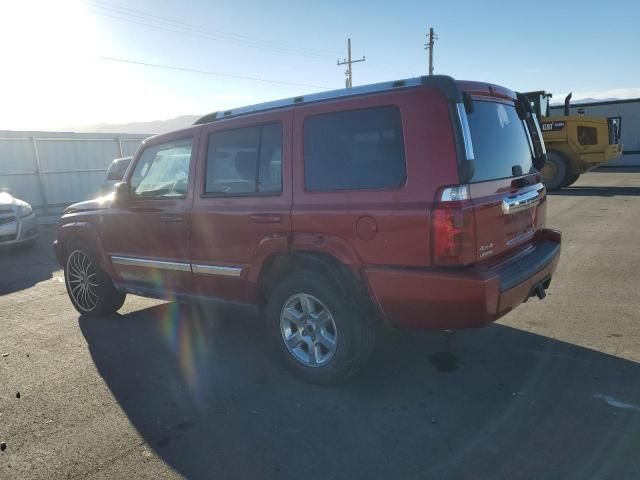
66, 250, 99, 312
280, 293, 338, 367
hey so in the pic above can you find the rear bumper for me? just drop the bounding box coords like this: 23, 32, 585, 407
364, 229, 561, 330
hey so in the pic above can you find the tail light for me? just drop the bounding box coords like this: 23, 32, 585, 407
432, 185, 476, 266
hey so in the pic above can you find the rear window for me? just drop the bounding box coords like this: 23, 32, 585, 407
467, 100, 534, 182
304, 106, 406, 191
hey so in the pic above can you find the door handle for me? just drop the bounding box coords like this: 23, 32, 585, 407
250, 214, 281, 224
160, 214, 184, 223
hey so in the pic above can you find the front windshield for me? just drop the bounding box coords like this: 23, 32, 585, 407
130, 139, 192, 197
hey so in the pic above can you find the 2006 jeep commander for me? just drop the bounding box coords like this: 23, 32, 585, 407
54, 75, 561, 384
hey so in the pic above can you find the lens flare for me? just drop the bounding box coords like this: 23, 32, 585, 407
147, 269, 210, 391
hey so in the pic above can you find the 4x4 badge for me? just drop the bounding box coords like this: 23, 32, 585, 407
479, 243, 494, 257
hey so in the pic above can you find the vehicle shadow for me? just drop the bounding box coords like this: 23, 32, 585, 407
0, 225, 59, 295
593, 167, 640, 174
549, 186, 640, 197
79, 303, 640, 480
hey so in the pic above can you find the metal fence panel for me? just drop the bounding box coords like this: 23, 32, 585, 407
0, 131, 150, 214
121, 139, 144, 156
0, 138, 42, 206
0, 138, 35, 174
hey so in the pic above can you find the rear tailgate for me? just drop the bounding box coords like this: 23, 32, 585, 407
464, 93, 546, 262
470, 177, 545, 262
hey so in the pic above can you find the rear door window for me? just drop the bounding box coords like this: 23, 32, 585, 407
467, 100, 534, 182
205, 123, 283, 195
304, 106, 406, 191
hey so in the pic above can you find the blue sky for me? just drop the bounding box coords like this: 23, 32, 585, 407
1, 0, 639, 129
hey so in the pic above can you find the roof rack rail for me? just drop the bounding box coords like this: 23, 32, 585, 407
193, 75, 460, 125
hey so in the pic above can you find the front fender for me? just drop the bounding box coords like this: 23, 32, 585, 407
55, 221, 112, 274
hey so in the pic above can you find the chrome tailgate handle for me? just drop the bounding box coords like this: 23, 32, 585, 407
502, 189, 540, 214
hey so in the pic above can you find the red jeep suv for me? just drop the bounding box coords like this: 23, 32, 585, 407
54, 75, 561, 384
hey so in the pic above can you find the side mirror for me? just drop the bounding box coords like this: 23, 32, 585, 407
107, 171, 125, 181
113, 181, 132, 205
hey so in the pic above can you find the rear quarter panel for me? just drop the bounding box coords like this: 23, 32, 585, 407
291, 87, 458, 269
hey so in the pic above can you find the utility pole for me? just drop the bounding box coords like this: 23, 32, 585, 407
337, 38, 365, 88
424, 27, 438, 75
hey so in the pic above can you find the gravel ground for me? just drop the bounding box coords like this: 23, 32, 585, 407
1, 169, 639, 480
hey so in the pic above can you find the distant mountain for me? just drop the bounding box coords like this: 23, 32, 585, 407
66, 115, 201, 134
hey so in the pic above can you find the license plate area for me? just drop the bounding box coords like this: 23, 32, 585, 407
505, 206, 536, 245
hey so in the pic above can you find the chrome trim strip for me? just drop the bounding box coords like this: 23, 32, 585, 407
502, 189, 540, 214
192, 264, 242, 277
111, 255, 243, 277
456, 103, 475, 160
111, 255, 191, 272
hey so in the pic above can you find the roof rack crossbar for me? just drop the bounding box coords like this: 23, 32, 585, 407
193, 75, 460, 125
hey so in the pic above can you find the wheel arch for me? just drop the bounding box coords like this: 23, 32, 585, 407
57, 221, 111, 272
255, 250, 381, 324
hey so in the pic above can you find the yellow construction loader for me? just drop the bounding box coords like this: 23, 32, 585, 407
524, 91, 623, 189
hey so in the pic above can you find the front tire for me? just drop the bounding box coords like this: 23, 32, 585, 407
563, 173, 580, 187
266, 271, 374, 385
64, 242, 125, 317
541, 150, 569, 191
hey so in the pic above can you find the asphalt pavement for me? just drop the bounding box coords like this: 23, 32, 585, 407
1, 169, 639, 479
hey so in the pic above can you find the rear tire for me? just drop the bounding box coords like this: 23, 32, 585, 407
64, 242, 126, 317
266, 271, 375, 385
541, 150, 569, 191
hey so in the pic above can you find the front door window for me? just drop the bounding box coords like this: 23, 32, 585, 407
131, 138, 193, 198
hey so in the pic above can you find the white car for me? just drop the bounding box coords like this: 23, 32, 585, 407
0, 191, 38, 248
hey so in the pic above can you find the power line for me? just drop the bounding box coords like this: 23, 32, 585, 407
89, 0, 341, 57
86, 1, 408, 73
95, 55, 330, 89
87, 9, 328, 59
86, 0, 339, 60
